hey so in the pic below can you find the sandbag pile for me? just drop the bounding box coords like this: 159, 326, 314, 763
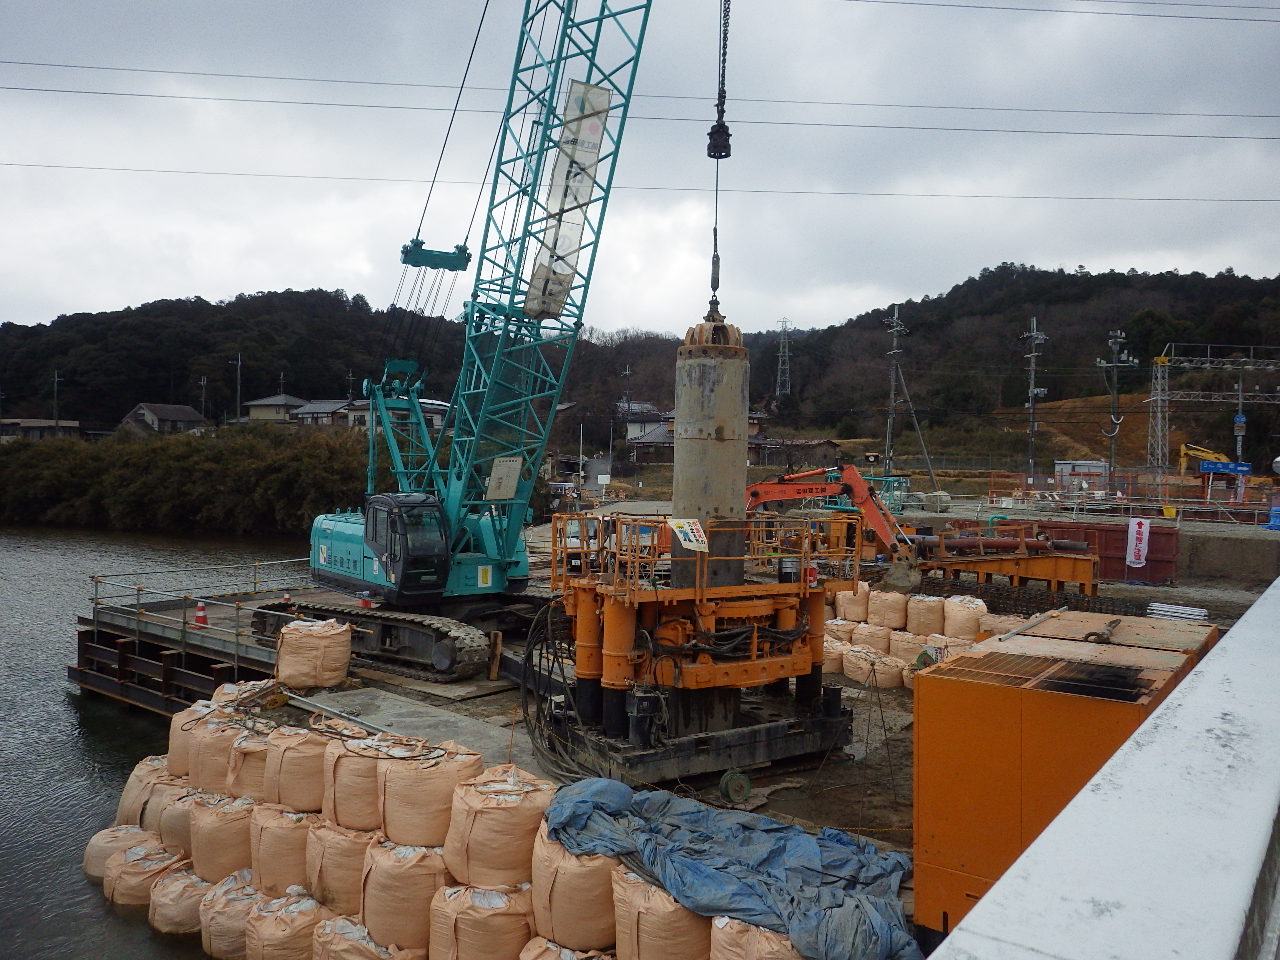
613, 868, 712, 960
710, 916, 803, 960
200, 869, 266, 959
244, 886, 335, 960
149, 861, 212, 934
444, 765, 556, 886
103, 841, 186, 906
275, 618, 352, 690
826, 590, 995, 688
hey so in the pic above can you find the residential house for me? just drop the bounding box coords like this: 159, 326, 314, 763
292, 399, 356, 426
0, 419, 82, 443
245, 394, 308, 423
346, 398, 450, 431
119, 403, 206, 436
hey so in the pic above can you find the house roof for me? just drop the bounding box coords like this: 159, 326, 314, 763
245, 393, 308, 407
292, 400, 353, 415
631, 423, 675, 445
132, 403, 205, 422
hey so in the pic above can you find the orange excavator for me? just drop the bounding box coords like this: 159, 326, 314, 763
745, 465, 910, 553
745, 465, 921, 591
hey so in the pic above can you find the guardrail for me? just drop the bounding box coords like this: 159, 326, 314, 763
88, 557, 313, 669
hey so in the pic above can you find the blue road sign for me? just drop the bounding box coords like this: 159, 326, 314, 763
1234, 414, 1247, 425
1200, 460, 1251, 475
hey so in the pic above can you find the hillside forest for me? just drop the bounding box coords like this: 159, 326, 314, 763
0, 262, 1277, 534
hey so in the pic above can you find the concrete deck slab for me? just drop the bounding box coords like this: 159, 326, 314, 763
307, 687, 542, 776
352, 667, 516, 701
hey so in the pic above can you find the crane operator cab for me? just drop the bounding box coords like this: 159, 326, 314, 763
311, 492, 450, 607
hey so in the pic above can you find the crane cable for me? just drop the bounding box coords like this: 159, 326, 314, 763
386, 0, 494, 360
706, 0, 732, 317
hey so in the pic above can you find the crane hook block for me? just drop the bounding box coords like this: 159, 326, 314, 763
401, 238, 472, 272
707, 120, 732, 160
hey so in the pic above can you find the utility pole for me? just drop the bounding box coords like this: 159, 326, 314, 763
198, 376, 208, 420
279, 371, 286, 395
1095, 329, 1137, 484
883, 307, 904, 477
776, 318, 792, 398
1235, 373, 1247, 500
228, 353, 242, 424
53, 369, 64, 435
1021, 316, 1048, 480
346, 369, 355, 401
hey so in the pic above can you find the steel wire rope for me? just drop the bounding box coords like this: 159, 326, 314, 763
383, 0, 493, 362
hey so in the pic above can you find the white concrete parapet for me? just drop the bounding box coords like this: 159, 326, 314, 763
932, 576, 1280, 960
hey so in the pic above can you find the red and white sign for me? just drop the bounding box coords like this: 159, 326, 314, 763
1126, 517, 1149, 568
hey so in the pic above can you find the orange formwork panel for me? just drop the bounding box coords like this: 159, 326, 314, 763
913, 640, 1187, 935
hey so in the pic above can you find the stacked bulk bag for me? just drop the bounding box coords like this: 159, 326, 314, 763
943, 595, 988, 641
83, 825, 157, 879
428, 883, 535, 960
822, 619, 856, 644
443, 765, 555, 886
275, 619, 352, 690
250, 804, 318, 897
821, 639, 847, 674
521, 939, 616, 960
842, 646, 875, 685
866, 590, 908, 630
842, 648, 906, 688
103, 842, 186, 906
905, 594, 945, 636
307, 820, 378, 916
243, 887, 336, 960
313, 916, 426, 960
168, 700, 223, 778
531, 821, 618, 951
923, 634, 975, 662
115, 755, 172, 825
902, 663, 918, 690
850, 623, 891, 654
379, 741, 484, 847
148, 862, 212, 934
868, 656, 906, 689
159, 789, 203, 853
228, 729, 272, 800
325, 734, 431, 832
612, 867, 711, 960
263, 726, 329, 812
190, 714, 251, 793
710, 916, 802, 960
212, 679, 279, 707
200, 870, 264, 960
888, 631, 926, 667
834, 582, 870, 622
139, 777, 192, 834
360, 841, 452, 952
190, 794, 257, 882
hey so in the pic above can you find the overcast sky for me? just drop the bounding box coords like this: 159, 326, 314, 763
3, 0, 1278, 336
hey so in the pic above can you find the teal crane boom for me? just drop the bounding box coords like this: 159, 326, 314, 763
312, 1, 652, 619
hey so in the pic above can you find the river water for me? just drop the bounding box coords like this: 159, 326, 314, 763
0, 526, 305, 959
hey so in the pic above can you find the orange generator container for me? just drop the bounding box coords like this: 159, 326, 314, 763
912, 630, 1212, 935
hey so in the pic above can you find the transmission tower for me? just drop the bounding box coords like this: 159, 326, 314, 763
883, 307, 905, 476
775, 318, 792, 398
1021, 316, 1048, 478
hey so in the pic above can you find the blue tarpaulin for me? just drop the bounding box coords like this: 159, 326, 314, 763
546, 778, 923, 960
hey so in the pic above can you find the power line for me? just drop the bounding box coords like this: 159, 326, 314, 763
3, 58, 1278, 120
838, 0, 1280, 21
4, 161, 1279, 203
4, 84, 1280, 140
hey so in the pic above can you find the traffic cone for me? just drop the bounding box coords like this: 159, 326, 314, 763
282, 590, 292, 606
192, 601, 209, 630
358, 596, 373, 609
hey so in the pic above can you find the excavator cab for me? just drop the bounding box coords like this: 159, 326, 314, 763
363, 492, 450, 605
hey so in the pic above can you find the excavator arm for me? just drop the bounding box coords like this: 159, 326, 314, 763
745, 465, 908, 553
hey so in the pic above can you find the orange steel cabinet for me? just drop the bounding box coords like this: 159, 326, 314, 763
912, 647, 1180, 934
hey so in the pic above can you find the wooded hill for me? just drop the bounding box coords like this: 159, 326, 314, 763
2, 263, 1277, 466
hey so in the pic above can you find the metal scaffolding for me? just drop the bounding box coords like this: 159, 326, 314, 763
1145, 344, 1280, 471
